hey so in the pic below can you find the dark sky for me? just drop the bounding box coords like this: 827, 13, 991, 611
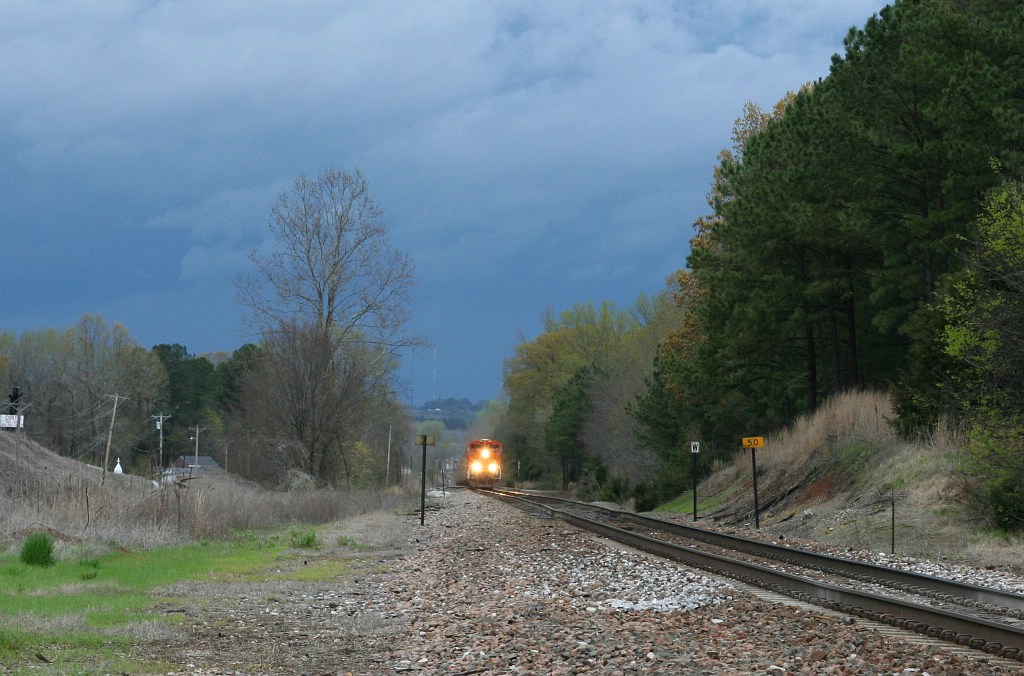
1, 1, 886, 405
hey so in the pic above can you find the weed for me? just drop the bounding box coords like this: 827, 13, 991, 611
78, 556, 100, 581
336, 536, 360, 547
289, 530, 321, 549
20, 532, 56, 567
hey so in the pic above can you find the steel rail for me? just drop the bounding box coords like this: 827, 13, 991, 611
486, 489, 1024, 660
492, 489, 1024, 614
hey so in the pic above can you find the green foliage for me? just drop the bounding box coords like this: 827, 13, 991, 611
152, 343, 219, 419
289, 530, 322, 549
938, 181, 1024, 530
987, 478, 1024, 532
676, 0, 1024, 451
2, 315, 167, 467
19, 532, 56, 567
214, 343, 261, 409
493, 0, 1024, 513
544, 365, 598, 489
503, 301, 642, 484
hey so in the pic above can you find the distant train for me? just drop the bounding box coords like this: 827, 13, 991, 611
458, 438, 503, 488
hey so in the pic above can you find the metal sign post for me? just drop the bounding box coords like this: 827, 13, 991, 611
742, 436, 765, 529
690, 441, 699, 521
891, 487, 896, 555
415, 434, 436, 525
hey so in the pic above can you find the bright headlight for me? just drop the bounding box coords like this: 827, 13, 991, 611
480, 448, 491, 459
488, 462, 499, 474
470, 461, 483, 473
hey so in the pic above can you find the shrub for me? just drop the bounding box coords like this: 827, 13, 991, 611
289, 530, 321, 549
19, 532, 56, 567
988, 479, 1024, 532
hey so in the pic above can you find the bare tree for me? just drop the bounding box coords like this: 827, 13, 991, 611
238, 168, 415, 349
235, 169, 418, 485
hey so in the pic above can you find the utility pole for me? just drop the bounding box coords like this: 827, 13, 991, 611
385, 424, 392, 487
152, 413, 171, 475
13, 401, 32, 467
190, 425, 205, 468
102, 393, 127, 483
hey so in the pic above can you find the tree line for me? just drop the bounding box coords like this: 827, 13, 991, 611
2, 169, 416, 489
497, 0, 1024, 528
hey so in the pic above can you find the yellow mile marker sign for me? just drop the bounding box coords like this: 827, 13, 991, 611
742, 435, 765, 528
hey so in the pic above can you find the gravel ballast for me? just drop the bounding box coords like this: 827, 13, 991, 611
362, 490, 1023, 675
160, 489, 1024, 675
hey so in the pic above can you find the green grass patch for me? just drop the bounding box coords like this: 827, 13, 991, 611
264, 557, 353, 583
656, 481, 739, 515
655, 492, 695, 513
973, 525, 1013, 541
836, 441, 876, 478
0, 529, 308, 673
336, 535, 363, 548
932, 504, 962, 518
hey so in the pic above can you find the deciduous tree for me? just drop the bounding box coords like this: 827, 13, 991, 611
235, 169, 416, 486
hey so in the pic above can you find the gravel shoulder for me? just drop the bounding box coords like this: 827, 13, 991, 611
137, 490, 1024, 675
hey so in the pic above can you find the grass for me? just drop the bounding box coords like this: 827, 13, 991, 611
0, 433, 421, 672
19, 532, 56, 567
0, 527, 366, 673
289, 529, 322, 549
655, 481, 740, 516
649, 390, 1024, 571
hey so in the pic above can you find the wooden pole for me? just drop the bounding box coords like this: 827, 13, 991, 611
101, 394, 122, 483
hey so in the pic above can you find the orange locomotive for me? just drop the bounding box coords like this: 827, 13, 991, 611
459, 438, 503, 488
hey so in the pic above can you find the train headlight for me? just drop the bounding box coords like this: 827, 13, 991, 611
480, 448, 491, 459
488, 462, 499, 475
470, 461, 483, 473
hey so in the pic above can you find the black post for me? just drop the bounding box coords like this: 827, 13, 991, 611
420, 438, 427, 526
691, 449, 697, 522
890, 488, 896, 555
751, 447, 760, 530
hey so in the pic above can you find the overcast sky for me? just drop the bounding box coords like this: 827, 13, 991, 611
2, 1, 887, 405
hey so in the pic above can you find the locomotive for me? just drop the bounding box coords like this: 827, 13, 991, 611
459, 438, 503, 488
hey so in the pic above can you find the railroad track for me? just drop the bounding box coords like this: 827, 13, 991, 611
483, 488, 1024, 662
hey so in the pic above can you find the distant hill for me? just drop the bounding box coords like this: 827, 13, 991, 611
411, 398, 483, 429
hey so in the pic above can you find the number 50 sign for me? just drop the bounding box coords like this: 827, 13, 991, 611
742, 435, 765, 529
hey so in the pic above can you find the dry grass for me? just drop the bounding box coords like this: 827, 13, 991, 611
0, 432, 418, 553
701, 390, 897, 506
760, 389, 897, 480
696, 390, 1024, 571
